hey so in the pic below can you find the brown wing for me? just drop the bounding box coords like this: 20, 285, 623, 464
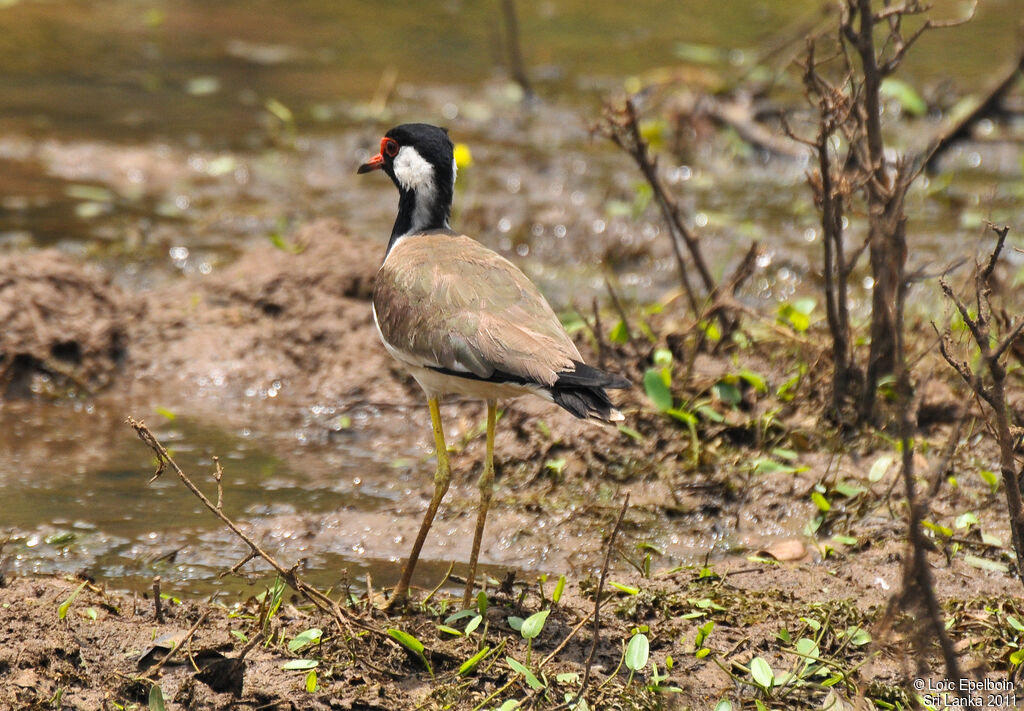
373, 233, 581, 386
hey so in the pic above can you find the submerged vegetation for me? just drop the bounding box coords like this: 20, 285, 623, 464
1, 0, 1024, 709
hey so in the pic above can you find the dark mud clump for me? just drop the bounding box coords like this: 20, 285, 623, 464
0, 250, 126, 398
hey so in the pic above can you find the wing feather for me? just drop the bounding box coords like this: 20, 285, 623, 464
373, 234, 581, 386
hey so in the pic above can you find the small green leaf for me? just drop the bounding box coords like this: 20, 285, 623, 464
609, 320, 630, 344
155, 407, 177, 421
459, 646, 491, 676
437, 625, 463, 636
281, 659, 318, 671
552, 575, 566, 604
644, 368, 674, 411
58, 581, 88, 621
1011, 648, 1024, 666
963, 554, 1009, 573
609, 581, 640, 595
288, 628, 323, 653
45, 531, 75, 546
617, 424, 644, 442
387, 627, 433, 676
653, 348, 673, 367
506, 656, 544, 690
922, 520, 952, 538
444, 609, 477, 625
795, 637, 818, 660
464, 614, 483, 636
751, 458, 799, 475
498, 700, 521, 711
521, 610, 550, 640
845, 626, 872, 646
714, 701, 733, 711
305, 669, 317, 692
625, 633, 650, 671
556, 672, 580, 684
507, 616, 525, 632
954, 512, 979, 530
148, 684, 166, 711
811, 491, 831, 512
880, 77, 928, 116
712, 381, 742, 406
750, 656, 774, 689
869, 454, 894, 482
86, 608, 98, 621
1007, 615, 1024, 633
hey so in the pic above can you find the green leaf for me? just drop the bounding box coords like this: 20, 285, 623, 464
625, 633, 650, 671
795, 637, 818, 660
979, 469, 1000, 493
609, 320, 630, 344
845, 626, 871, 646
739, 369, 767, 392
288, 628, 323, 652
387, 627, 433, 676
507, 616, 525, 632
880, 77, 928, 116
498, 700, 521, 711
544, 457, 567, 475
148, 684, 166, 711
444, 609, 477, 625
305, 669, 318, 693
811, 491, 831, 512
954, 512, 979, 530
921, 520, 952, 538
464, 614, 483, 636
282, 659, 318, 671
750, 656, 774, 689
869, 454, 894, 482
617, 424, 644, 442
644, 368, 674, 411
521, 610, 550, 640
1010, 648, 1024, 667
552, 575, 566, 604
695, 647, 711, 659
653, 348, 673, 367
712, 381, 742, 406
459, 646, 491, 676
506, 656, 545, 690
58, 581, 88, 621
556, 672, 580, 684
154, 407, 177, 421
963, 554, 1009, 573
609, 581, 640, 595
45, 531, 75, 546
1007, 615, 1024, 633
833, 481, 865, 498
437, 625, 463, 636
714, 702, 733, 711
751, 458, 799, 475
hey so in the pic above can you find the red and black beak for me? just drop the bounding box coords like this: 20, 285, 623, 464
357, 136, 397, 174
357, 152, 384, 174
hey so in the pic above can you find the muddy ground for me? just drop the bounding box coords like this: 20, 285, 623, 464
3, 220, 1024, 709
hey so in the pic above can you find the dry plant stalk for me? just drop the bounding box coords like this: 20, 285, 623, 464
937, 224, 1024, 579
126, 417, 371, 643
794, 0, 975, 422
595, 98, 747, 341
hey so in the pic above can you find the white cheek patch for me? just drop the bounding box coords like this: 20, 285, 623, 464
393, 145, 438, 234
393, 146, 435, 193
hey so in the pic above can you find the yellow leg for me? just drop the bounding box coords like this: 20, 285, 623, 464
463, 399, 497, 608
387, 396, 451, 611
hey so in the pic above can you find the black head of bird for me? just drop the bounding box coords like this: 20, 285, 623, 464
359, 123, 630, 611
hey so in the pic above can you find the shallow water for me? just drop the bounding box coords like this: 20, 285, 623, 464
1, 0, 1022, 596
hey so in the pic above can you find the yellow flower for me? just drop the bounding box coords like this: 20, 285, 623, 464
453, 142, 473, 170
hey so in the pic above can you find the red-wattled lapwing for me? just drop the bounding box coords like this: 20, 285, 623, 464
358, 123, 630, 610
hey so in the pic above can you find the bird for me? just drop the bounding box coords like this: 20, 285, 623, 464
358, 123, 630, 610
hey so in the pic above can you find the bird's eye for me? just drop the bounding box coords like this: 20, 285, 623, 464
382, 137, 400, 158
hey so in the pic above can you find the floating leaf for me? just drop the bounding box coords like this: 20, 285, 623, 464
625, 633, 650, 672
